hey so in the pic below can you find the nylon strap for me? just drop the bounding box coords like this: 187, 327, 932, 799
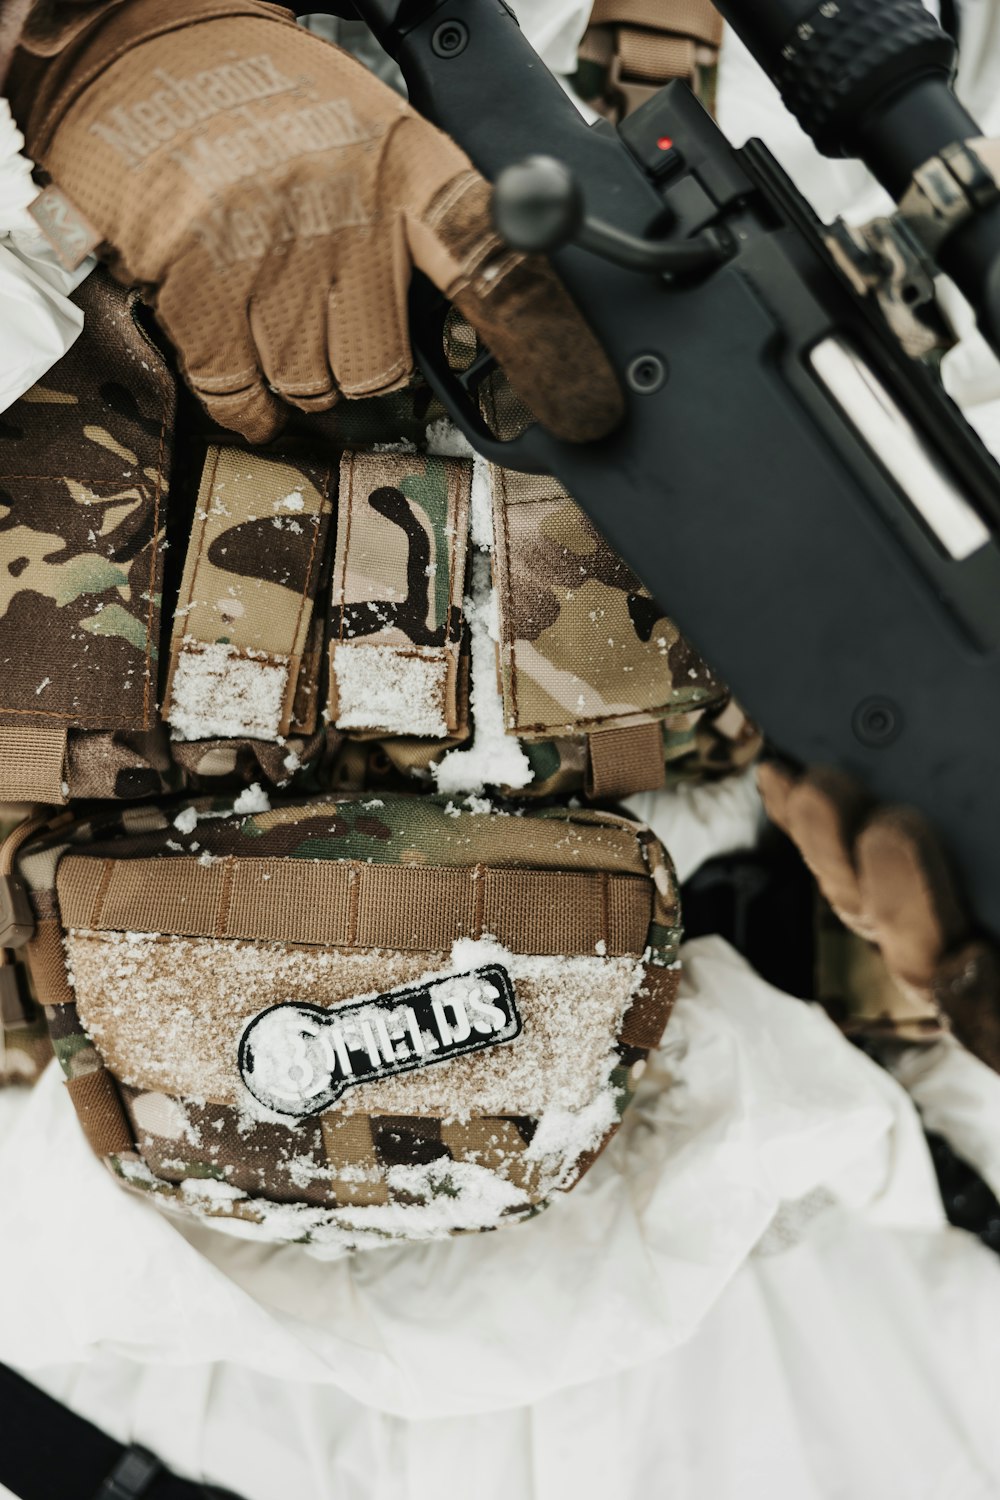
617, 28, 696, 83
590, 0, 722, 47
587, 721, 666, 799
25, 916, 76, 1007
0, 1360, 240, 1500
57, 855, 653, 956
0, 727, 67, 804
65, 1067, 135, 1157
579, 0, 722, 119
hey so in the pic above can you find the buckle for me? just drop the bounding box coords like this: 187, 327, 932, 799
607, 53, 662, 118
95, 1445, 162, 1500
0, 963, 31, 1028
0, 873, 35, 949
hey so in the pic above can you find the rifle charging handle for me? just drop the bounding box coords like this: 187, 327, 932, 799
492, 155, 728, 276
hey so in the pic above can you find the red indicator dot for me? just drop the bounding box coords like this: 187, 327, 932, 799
657, 135, 674, 152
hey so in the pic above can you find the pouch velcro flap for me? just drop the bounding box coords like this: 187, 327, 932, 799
164, 446, 333, 743
328, 452, 470, 739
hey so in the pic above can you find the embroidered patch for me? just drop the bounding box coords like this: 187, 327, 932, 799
239, 965, 520, 1117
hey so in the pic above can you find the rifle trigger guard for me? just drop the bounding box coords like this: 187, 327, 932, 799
407, 272, 562, 475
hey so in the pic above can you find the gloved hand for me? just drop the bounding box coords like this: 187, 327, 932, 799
13, 0, 624, 444
758, 761, 1000, 1073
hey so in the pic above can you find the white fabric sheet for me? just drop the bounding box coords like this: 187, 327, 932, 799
0, 101, 91, 414
2, 935, 999, 1499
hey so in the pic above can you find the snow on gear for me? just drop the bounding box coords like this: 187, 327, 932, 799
7, 792, 682, 1247
0, 265, 747, 806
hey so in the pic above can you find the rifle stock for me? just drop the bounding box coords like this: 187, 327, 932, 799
354, 0, 1000, 943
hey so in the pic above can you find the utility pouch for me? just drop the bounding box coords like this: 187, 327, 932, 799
485, 461, 724, 800
326, 444, 732, 801
14, 791, 681, 1248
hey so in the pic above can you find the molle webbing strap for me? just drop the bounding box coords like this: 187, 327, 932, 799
58, 855, 653, 957
164, 446, 333, 743
329, 451, 471, 739
65, 1067, 134, 1157
0, 727, 67, 804
590, 0, 722, 47
587, 721, 666, 800
25, 918, 76, 1008
580, 0, 723, 118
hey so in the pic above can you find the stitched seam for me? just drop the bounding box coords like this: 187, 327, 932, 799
496, 464, 521, 731
0, 707, 78, 720
348, 862, 360, 946
143, 339, 168, 728
166, 443, 219, 716
336, 455, 355, 650
442, 458, 465, 731
285, 464, 329, 693
328, 453, 355, 725
215, 856, 236, 939
473, 862, 485, 940
90, 859, 116, 928
175, 643, 292, 667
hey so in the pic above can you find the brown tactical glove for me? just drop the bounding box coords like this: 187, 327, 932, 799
12, 0, 624, 444
758, 762, 1000, 1073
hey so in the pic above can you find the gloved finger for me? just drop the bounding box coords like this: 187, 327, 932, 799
756, 760, 796, 836
856, 806, 968, 989
248, 256, 340, 417
779, 767, 871, 932
934, 940, 1000, 1073
156, 258, 286, 445
399, 144, 624, 444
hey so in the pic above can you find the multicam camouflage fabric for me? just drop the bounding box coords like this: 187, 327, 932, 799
164, 444, 334, 742
14, 792, 681, 1246
329, 450, 471, 741
490, 463, 721, 740
0, 262, 754, 806
0, 271, 172, 738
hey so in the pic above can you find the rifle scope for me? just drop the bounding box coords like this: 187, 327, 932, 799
714, 0, 1000, 353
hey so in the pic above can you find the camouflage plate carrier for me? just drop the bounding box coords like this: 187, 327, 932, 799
0, 2, 762, 1241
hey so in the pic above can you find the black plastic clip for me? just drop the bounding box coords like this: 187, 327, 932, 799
95, 1445, 163, 1499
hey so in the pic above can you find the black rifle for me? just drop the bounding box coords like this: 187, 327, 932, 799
347, 0, 1000, 944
